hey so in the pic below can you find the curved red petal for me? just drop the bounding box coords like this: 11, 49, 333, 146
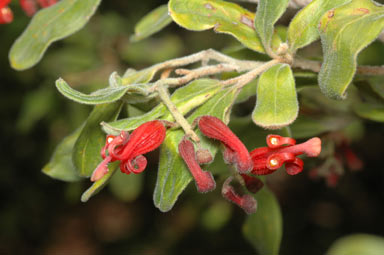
285, 157, 304, 175
267, 152, 296, 170
266, 134, 296, 149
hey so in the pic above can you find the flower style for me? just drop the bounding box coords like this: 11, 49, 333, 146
222, 177, 257, 214
91, 120, 166, 182
251, 135, 321, 175
197, 115, 253, 173
178, 137, 216, 193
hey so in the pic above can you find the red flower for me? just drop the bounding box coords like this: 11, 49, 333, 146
19, 0, 38, 17
91, 120, 166, 182
197, 115, 253, 173
222, 177, 257, 214
251, 135, 321, 175
0, 0, 12, 24
178, 137, 216, 193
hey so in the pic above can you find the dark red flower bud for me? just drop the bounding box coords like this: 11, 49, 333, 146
178, 137, 216, 193
19, 0, 38, 16
342, 145, 363, 171
240, 174, 264, 193
197, 116, 253, 173
0, 6, 13, 24
251, 136, 321, 175
222, 177, 257, 214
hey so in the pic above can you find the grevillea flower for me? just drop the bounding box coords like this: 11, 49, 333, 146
37, 0, 57, 8
197, 115, 253, 173
222, 177, 257, 214
251, 135, 321, 175
91, 120, 166, 182
0, 0, 12, 24
178, 137, 216, 193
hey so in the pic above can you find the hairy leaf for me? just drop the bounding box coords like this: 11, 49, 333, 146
243, 188, 282, 255
255, 0, 289, 52
42, 127, 83, 182
252, 64, 298, 129
73, 102, 123, 177
169, 0, 265, 53
9, 0, 101, 70
326, 234, 384, 255
287, 0, 351, 52
318, 0, 384, 99
153, 87, 239, 212
56, 78, 149, 105
130, 4, 173, 42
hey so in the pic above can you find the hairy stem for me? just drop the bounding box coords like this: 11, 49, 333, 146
156, 85, 200, 143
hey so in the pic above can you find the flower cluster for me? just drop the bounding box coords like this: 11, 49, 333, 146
91, 120, 166, 182
92, 115, 322, 214
0, 0, 57, 24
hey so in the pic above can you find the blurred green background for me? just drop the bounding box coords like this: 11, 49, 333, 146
1, 0, 384, 254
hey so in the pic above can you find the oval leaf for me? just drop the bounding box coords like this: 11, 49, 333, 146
252, 64, 298, 129
254, 0, 289, 52
326, 234, 384, 255
169, 0, 265, 53
42, 127, 83, 182
130, 4, 173, 42
153, 87, 239, 212
243, 188, 282, 255
73, 102, 123, 177
353, 102, 384, 122
287, 0, 351, 52
318, 0, 384, 99
9, 0, 101, 70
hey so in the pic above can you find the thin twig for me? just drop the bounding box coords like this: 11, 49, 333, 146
293, 58, 384, 76
156, 85, 201, 143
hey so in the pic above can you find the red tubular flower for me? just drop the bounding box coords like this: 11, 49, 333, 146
0, 1, 13, 24
19, 0, 38, 17
222, 177, 257, 214
251, 135, 321, 176
197, 115, 253, 173
178, 137, 216, 193
91, 120, 166, 182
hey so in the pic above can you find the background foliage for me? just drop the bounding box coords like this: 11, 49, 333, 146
1, 0, 384, 254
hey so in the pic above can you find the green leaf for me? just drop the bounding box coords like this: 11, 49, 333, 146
326, 234, 384, 255
318, 0, 384, 99
254, 0, 289, 52
109, 171, 144, 202
353, 102, 384, 122
236, 78, 257, 103
369, 77, 384, 100
122, 66, 158, 84
252, 64, 298, 129
73, 102, 123, 177
42, 127, 83, 182
287, 0, 351, 52
153, 87, 239, 212
56, 78, 149, 105
169, 0, 265, 53
81, 162, 119, 202
102, 79, 222, 134
9, 0, 101, 70
130, 4, 173, 42
243, 188, 282, 255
